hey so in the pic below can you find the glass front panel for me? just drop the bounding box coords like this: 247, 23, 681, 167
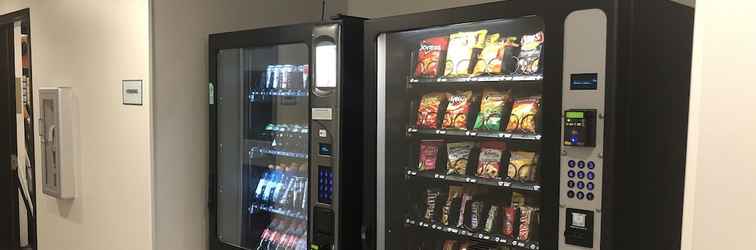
380, 16, 545, 250
217, 43, 310, 250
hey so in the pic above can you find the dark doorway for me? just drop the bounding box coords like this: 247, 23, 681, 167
0, 8, 35, 250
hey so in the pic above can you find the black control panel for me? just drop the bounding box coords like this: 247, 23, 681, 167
565, 208, 595, 248
563, 109, 597, 147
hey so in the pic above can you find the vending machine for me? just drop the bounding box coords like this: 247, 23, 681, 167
209, 17, 365, 250
362, 1, 694, 250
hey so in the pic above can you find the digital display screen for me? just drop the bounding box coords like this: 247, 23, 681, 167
570, 73, 598, 90
566, 111, 584, 119
319, 143, 332, 156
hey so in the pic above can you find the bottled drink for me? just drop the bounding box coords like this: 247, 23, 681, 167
262, 166, 281, 204
255, 170, 272, 201
256, 219, 281, 250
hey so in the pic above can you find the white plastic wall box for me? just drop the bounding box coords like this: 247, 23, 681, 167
39, 87, 75, 199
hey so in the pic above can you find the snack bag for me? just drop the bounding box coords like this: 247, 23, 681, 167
442, 240, 457, 250
484, 205, 499, 233
442, 91, 474, 130
424, 188, 441, 222
469, 201, 485, 230
501, 36, 521, 75
414, 36, 449, 78
472, 33, 505, 75
515, 31, 545, 76
446, 142, 475, 175
518, 207, 534, 241
476, 141, 506, 179
474, 90, 511, 130
416, 92, 445, 129
444, 30, 488, 77
457, 193, 473, 227
418, 140, 443, 171
507, 151, 538, 182
505, 96, 541, 134
503, 207, 516, 237
442, 186, 464, 225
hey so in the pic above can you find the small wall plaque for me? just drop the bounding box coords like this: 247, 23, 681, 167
122, 80, 143, 105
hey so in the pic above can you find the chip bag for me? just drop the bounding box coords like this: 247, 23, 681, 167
474, 90, 511, 130
501, 36, 521, 75
476, 141, 506, 179
446, 142, 475, 175
414, 36, 449, 78
505, 96, 541, 134
472, 33, 505, 75
416, 92, 445, 129
507, 151, 538, 182
418, 140, 443, 171
442, 91, 474, 130
515, 31, 544, 76
444, 30, 488, 77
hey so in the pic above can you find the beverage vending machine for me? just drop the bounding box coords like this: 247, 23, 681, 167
209, 17, 365, 250
362, 1, 694, 250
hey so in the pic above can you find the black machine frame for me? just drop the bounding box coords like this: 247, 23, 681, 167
362, 1, 694, 250
208, 17, 366, 250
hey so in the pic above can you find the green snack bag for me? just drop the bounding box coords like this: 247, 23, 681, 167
474, 90, 511, 130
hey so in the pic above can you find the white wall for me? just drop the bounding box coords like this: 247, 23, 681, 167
151, 1, 344, 250
681, 1, 756, 250
347, 0, 498, 18
0, 1, 153, 250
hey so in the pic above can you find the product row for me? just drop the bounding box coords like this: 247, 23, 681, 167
418, 140, 538, 182
414, 30, 544, 79
408, 240, 520, 250
411, 187, 540, 242
416, 90, 541, 134
252, 164, 308, 217
252, 64, 309, 90
255, 218, 307, 250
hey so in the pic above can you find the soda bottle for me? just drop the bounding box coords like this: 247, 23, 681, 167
256, 218, 280, 250
255, 169, 272, 201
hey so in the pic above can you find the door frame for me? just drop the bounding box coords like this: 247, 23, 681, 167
0, 8, 35, 250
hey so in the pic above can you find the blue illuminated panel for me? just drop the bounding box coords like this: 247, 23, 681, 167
318, 166, 334, 204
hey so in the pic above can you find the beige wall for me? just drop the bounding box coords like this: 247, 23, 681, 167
347, 0, 498, 18
0, 1, 153, 250
151, 1, 345, 250
682, 1, 756, 250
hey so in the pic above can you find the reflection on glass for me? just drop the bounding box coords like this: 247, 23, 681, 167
217, 43, 310, 249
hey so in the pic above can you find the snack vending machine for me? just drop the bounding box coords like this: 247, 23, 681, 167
362, 1, 694, 250
209, 17, 364, 250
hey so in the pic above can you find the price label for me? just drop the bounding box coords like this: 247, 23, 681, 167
483, 235, 490, 240
534, 185, 541, 191
439, 175, 446, 179
518, 242, 526, 247
469, 132, 478, 136
470, 179, 477, 183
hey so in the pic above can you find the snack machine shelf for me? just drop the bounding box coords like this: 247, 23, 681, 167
406, 170, 542, 192
409, 75, 543, 84
404, 218, 540, 250
250, 89, 309, 98
249, 148, 309, 159
408, 128, 542, 141
249, 204, 307, 220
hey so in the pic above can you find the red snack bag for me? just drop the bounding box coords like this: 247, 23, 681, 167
442, 91, 474, 130
519, 207, 534, 241
415, 37, 449, 78
418, 140, 443, 171
503, 207, 515, 237
475, 141, 506, 179
416, 92, 444, 129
